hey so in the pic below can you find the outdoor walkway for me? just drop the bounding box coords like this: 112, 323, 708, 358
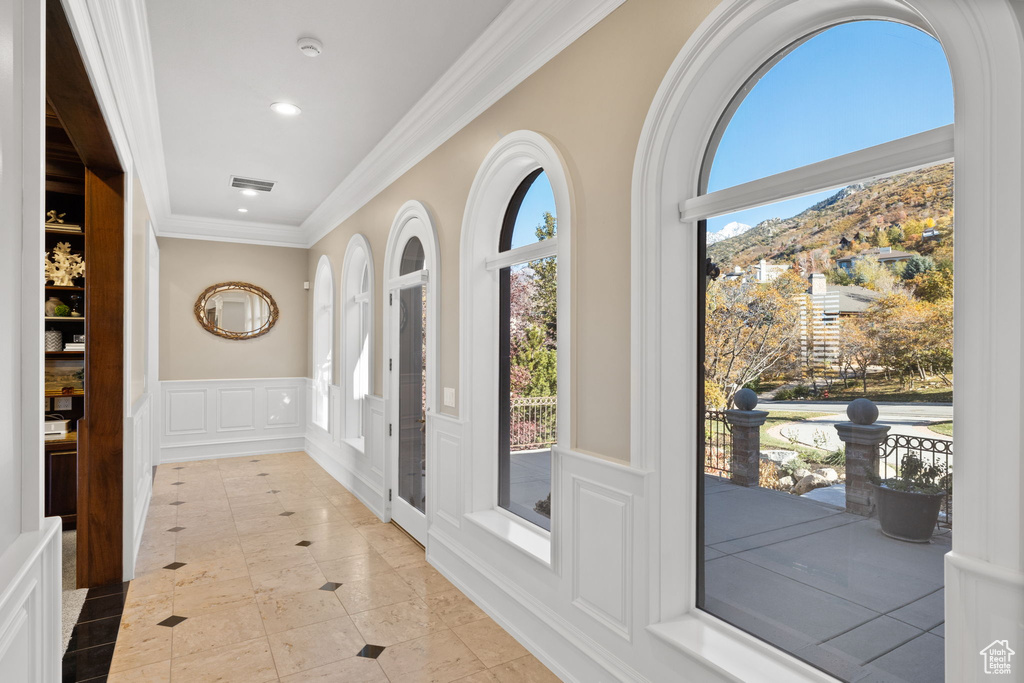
705, 475, 949, 683
104, 452, 560, 682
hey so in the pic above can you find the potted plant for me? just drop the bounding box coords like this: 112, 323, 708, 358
868, 454, 950, 542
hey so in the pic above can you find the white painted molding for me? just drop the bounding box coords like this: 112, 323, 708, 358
157, 214, 307, 249
340, 234, 376, 441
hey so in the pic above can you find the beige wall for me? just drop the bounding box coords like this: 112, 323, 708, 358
131, 173, 150, 403
308, 0, 716, 462
160, 238, 308, 380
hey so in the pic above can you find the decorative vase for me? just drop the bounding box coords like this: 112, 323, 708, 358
45, 297, 64, 317
68, 294, 82, 317
44, 329, 62, 352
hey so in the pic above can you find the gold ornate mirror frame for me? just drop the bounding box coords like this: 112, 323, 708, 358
194, 281, 280, 340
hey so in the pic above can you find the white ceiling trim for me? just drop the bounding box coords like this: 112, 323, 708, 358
87, 0, 626, 248
300, 0, 626, 248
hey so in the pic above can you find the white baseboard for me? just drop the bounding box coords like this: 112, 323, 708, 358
0, 518, 62, 683
428, 526, 648, 683
304, 432, 386, 520
160, 435, 306, 463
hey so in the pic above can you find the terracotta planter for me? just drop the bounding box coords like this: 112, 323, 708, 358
872, 483, 946, 542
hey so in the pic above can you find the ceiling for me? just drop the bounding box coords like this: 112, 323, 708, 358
146, 0, 511, 229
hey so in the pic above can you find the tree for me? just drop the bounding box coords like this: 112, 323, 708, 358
909, 265, 953, 302
704, 271, 804, 404
901, 255, 935, 281
851, 256, 902, 293
512, 324, 557, 396
529, 212, 557, 344
838, 315, 877, 393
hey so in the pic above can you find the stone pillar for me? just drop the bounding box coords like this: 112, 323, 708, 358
835, 398, 890, 516
724, 388, 768, 487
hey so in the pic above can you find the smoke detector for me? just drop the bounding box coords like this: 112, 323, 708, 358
297, 37, 323, 57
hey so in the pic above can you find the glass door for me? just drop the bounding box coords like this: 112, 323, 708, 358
391, 282, 427, 543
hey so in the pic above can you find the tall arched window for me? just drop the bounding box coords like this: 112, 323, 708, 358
341, 234, 374, 443
461, 131, 572, 556
312, 255, 334, 431
695, 20, 953, 682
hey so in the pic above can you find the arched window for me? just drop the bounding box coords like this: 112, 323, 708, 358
312, 255, 334, 431
498, 170, 558, 530
695, 20, 953, 682
341, 234, 374, 443
461, 130, 572, 555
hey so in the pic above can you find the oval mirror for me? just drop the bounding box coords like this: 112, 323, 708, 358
194, 282, 279, 340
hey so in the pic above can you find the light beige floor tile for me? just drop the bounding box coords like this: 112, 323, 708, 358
108, 624, 172, 673
317, 549, 393, 584
238, 527, 303, 553
350, 598, 448, 646
425, 589, 488, 628
376, 630, 486, 683
251, 561, 328, 600
452, 618, 529, 668
173, 576, 255, 617
336, 571, 420, 614
292, 521, 358, 543
175, 539, 245, 564
360, 524, 417, 554
279, 656, 388, 682
173, 555, 250, 589
287, 506, 348, 527
275, 493, 332, 512
397, 564, 455, 597
452, 671, 499, 683
256, 588, 348, 634
235, 512, 297, 536
380, 542, 429, 570
244, 543, 318, 576
306, 531, 374, 562
170, 636, 278, 683
106, 658, 171, 682
171, 601, 265, 657
230, 499, 286, 521
126, 569, 176, 600
488, 654, 563, 682
121, 591, 174, 628
267, 614, 365, 676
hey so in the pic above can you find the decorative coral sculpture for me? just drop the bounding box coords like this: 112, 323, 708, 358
44, 242, 85, 286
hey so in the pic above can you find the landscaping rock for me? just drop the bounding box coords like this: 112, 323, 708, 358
761, 449, 799, 465
778, 476, 795, 488
820, 468, 839, 483
793, 468, 811, 480
792, 473, 830, 495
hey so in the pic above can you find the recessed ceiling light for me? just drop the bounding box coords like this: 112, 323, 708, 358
238, 208, 248, 213
240, 189, 258, 197
271, 102, 301, 116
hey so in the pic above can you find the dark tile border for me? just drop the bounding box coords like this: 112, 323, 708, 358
62, 580, 130, 682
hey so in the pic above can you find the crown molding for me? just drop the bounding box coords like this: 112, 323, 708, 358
85, 0, 625, 248
158, 214, 308, 249
300, 0, 626, 248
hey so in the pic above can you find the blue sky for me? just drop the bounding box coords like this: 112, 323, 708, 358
706, 20, 953, 235
511, 171, 556, 249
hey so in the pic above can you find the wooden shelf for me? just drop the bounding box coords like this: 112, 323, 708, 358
44, 390, 83, 397
44, 228, 84, 236
46, 351, 83, 357
44, 431, 77, 449
45, 285, 84, 291
44, 316, 84, 322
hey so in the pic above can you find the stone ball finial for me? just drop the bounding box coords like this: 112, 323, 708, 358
847, 398, 878, 425
733, 388, 758, 411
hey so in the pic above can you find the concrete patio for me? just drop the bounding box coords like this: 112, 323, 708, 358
705, 475, 949, 682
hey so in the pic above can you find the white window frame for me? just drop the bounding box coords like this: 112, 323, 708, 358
311, 255, 334, 432
631, 1, 1024, 681
341, 234, 375, 449
459, 130, 573, 566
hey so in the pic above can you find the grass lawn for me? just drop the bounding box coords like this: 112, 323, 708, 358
805, 375, 952, 403
928, 420, 954, 437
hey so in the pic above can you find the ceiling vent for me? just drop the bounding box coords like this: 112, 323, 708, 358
229, 176, 276, 193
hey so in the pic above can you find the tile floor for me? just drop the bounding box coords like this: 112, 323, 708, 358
109, 451, 561, 682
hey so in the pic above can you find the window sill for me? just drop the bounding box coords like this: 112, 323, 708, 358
340, 436, 365, 454
647, 613, 837, 683
464, 509, 552, 568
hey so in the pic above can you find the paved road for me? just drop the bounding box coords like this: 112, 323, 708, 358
760, 400, 952, 420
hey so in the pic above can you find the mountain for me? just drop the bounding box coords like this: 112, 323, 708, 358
707, 221, 752, 245
707, 162, 954, 268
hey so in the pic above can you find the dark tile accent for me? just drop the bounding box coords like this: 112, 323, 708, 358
167, 526, 186, 532
62, 641, 115, 681
173, 466, 185, 470
171, 482, 185, 486
169, 501, 185, 506
269, 490, 281, 494
320, 582, 342, 591
163, 562, 187, 570
67, 615, 121, 652
157, 615, 188, 628
250, 459, 260, 462
279, 511, 294, 517
84, 582, 130, 601
76, 594, 127, 624
356, 644, 386, 659
257, 473, 270, 477
296, 541, 312, 547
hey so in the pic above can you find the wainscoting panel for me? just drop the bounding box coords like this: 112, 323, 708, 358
160, 379, 306, 462
125, 393, 154, 576
0, 519, 62, 683
429, 413, 464, 530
